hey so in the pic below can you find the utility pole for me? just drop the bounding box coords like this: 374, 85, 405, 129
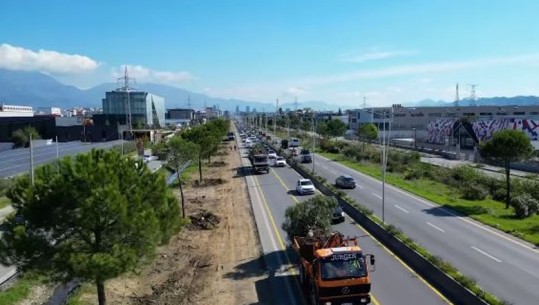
56, 136, 59, 172
312, 113, 316, 173
274, 99, 278, 136
381, 111, 386, 224
29, 133, 34, 186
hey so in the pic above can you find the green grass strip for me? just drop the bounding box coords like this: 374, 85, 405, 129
317, 151, 539, 246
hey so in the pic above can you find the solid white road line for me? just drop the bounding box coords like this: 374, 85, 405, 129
426, 222, 446, 233
394, 205, 410, 214
471, 246, 503, 263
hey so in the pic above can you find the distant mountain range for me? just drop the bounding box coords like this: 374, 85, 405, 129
0, 69, 538, 111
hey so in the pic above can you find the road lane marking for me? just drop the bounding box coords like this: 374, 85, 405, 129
253, 175, 307, 305
265, 161, 381, 304
372, 193, 382, 199
426, 222, 446, 233
394, 205, 410, 214
271, 169, 300, 203
315, 153, 539, 254
345, 216, 453, 305
471, 246, 502, 263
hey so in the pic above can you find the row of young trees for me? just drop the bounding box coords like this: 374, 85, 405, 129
163, 118, 230, 218
0, 118, 229, 305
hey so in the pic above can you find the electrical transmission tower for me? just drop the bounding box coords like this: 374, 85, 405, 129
187, 94, 191, 109
117, 66, 136, 133
361, 96, 368, 109
294, 96, 298, 111
468, 84, 478, 106
454, 83, 460, 107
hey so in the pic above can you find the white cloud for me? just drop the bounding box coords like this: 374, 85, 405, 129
0, 43, 100, 74
340, 50, 417, 63
301, 53, 539, 87
112, 65, 196, 85
282, 86, 308, 97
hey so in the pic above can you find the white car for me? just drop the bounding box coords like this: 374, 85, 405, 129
296, 179, 315, 195
267, 150, 277, 159
274, 156, 287, 167
143, 155, 158, 163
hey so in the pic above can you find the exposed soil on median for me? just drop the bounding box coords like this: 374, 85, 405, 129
74, 142, 266, 305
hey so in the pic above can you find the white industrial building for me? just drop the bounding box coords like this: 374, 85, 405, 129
0, 103, 34, 117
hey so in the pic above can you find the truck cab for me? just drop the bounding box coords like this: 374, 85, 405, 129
294, 233, 375, 305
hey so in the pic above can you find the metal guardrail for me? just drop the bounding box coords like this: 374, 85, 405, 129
266, 141, 488, 305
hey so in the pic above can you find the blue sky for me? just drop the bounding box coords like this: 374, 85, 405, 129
1, 0, 539, 107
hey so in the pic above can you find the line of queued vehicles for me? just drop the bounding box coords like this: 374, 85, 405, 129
236, 121, 376, 305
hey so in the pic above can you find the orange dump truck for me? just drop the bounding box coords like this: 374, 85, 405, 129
293, 232, 375, 305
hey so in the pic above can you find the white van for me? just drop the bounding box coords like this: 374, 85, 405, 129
289, 137, 300, 147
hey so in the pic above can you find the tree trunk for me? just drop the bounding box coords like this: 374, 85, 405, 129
505, 159, 511, 209
198, 156, 203, 182
178, 171, 185, 218
96, 280, 106, 305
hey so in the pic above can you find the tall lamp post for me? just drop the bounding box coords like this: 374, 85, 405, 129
364, 107, 393, 225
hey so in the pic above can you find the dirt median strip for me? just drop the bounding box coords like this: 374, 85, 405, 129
73, 140, 267, 305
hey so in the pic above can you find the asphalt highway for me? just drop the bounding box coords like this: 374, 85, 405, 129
240, 142, 451, 304
310, 152, 539, 305
0, 140, 124, 177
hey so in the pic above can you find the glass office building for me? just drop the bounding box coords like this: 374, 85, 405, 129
102, 90, 165, 128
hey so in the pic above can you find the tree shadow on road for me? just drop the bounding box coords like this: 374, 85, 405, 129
223, 249, 303, 304
233, 166, 256, 178
422, 204, 487, 217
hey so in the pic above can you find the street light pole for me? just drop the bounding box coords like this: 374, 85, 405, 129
29, 133, 34, 186
381, 111, 386, 224
312, 115, 316, 173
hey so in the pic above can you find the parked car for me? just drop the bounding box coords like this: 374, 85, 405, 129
335, 175, 357, 189
274, 156, 287, 167
296, 179, 316, 195
332, 205, 345, 224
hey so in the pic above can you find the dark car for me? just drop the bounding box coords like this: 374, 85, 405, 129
335, 175, 356, 189
332, 205, 345, 224
300, 154, 312, 163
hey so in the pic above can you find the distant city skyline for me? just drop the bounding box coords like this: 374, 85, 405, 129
1, 0, 539, 107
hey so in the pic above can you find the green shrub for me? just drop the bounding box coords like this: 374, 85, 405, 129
511, 194, 539, 218
460, 184, 489, 200
0, 178, 13, 197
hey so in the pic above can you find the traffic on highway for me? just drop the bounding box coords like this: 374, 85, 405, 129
237, 121, 450, 304
244, 120, 539, 305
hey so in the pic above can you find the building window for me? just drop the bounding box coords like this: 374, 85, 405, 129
463, 113, 476, 116
530, 112, 539, 115
496, 112, 507, 116
513, 112, 525, 115
394, 113, 406, 117
428, 113, 441, 117
479, 112, 492, 116
410, 113, 424, 117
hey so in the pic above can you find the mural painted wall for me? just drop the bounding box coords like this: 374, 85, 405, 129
426, 119, 458, 144
473, 119, 539, 142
